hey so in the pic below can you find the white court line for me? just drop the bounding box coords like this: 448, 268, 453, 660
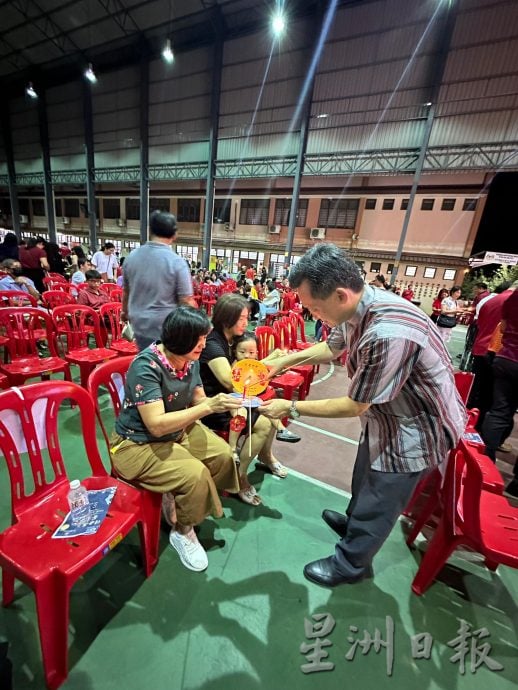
287, 467, 350, 497
311, 361, 335, 384
290, 419, 359, 446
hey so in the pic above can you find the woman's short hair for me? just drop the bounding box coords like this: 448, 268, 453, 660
161, 306, 211, 355
212, 293, 249, 332
450, 285, 462, 295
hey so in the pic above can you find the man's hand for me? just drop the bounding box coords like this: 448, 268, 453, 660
259, 398, 291, 420
14, 276, 28, 286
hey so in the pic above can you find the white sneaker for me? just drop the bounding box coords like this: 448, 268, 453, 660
169, 528, 208, 572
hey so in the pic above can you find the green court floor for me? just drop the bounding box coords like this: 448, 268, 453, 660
1, 448, 517, 690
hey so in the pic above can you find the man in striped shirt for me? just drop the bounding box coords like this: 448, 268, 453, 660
261, 243, 466, 587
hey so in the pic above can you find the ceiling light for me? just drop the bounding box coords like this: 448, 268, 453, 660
316, 113, 329, 119
84, 63, 97, 84
25, 82, 38, 99
162, 39, 174, 64
272, 12, 286, 37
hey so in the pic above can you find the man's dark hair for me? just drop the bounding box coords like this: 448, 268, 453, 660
103, 242, 115, 250
85, 269, 102, 281
161, 306, 211, 355
78, 258, 89, 268
494, 281, 511, 294
1, 258, 17, 270
475, 282, 488, 290
289, 243, 364, 298
211, 293, 249, 333
149, 210, 177, 239
266, 279, 276, 292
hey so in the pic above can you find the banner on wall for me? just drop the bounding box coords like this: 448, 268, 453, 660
468, 251, 518, 268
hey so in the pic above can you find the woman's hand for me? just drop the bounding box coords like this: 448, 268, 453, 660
206, 393, 243, 414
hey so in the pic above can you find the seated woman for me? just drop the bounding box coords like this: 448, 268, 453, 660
258, 280, 280, 322
199, 294, 288, 505
110, 306, 242, 572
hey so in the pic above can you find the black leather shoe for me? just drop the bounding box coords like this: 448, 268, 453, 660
276, 429, 301, 443
303, 556, 372, 588
322, 509, 348, 538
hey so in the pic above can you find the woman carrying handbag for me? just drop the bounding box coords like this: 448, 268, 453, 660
436, 285, 463, 344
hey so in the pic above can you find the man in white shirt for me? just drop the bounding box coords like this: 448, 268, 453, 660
92, 242, 118, 282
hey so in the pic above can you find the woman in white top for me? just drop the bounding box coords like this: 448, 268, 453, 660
437, 285, 462, 344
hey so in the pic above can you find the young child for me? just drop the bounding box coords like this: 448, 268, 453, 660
228, 333, 300, 479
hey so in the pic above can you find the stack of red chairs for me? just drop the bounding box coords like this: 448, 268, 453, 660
272, 318, 314, 397
411, 441, 516, 595
201, 284, 218, 315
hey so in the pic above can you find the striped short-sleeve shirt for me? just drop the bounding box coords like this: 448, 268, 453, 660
327, 285, 467, 473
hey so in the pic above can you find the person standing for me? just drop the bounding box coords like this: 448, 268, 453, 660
18, 237, 49, 293
121, 211, 196, 350
92, 242, 118, 282
436, 285, 463, 344
260, 243, 466, 588
481, 284, 518, 490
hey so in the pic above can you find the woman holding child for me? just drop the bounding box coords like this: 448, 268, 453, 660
199, 294, 296, 505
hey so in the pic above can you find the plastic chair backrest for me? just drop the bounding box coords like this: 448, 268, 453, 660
0, 307, 58, 359
0, 290, 38, 308
0, 381, 106, 521
272, 319, 290, 350
41, 289, 75, 310
51, 304, 104, 350
100, 283, 121, 296
287, 310, 307, 343
47, 273, 68, 283
87, 355, 134, 449
255, 325, 279, 359
99, 301, 124, 340
446, 444, 484, 541
453, 371, 474, 405
282, 290, 298, 311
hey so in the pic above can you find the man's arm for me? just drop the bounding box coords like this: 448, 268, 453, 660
260, 395, 370, 420
121, 284, 129, 322
263, 340, 343, 376
14, 276, 40, 301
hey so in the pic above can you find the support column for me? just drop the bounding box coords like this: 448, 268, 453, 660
38, 91, 56, 243
0, 107, 21, 239
202, 33, 223, 269
83, 81, 97, 252
139, 57, 150, 244
390, 1, 458, 286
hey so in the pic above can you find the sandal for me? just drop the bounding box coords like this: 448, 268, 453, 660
237, 487, 262, 506
258, 460, 288, 478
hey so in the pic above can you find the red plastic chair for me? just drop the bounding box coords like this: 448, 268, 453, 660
47, 272, 68, 283
0, 380, 155, 689
0, 289, 38, 308
201, 284, 218, 315
453, 371, 474, 405
0, 372, 9, 388
404, 439, 504, 547
0, 307, 72, 386
99, 302, 138, 355
41, 290, 76, 310
255, 325, 305, 401
51, 304, 117, 387
99, 283, 123, 300
87, 356, 161, 576
411, 442, 518, 595
272, 319, 313, 397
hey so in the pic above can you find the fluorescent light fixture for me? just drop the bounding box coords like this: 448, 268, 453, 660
84, 63, 97, 84
272, 12, 286, 36
25, 82, 38, 99
316, 113, 329, 119
424, 101, 432, 106
162, 38, 174, 64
